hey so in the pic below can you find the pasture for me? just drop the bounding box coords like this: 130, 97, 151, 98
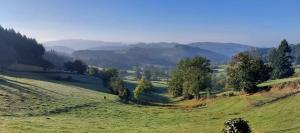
0, 71, 300, 132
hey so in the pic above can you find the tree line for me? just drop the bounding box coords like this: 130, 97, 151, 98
0, 26, 45, 67
168, 39, 294, 99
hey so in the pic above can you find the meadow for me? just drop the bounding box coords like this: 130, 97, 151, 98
0, 71, 300, 132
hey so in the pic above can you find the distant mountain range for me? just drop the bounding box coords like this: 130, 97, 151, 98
188, 42, 254, 57
43, 39, 257, 69
44, 39, 127, 50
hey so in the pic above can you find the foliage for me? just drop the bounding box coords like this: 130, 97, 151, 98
168, 69, 183, 97
134, 78, 153, 99
168, 56, 212, 99
118, 87, 130, 101
64, 61, 75, 72
64, 60, 87, 74
227, 53, 270, 93
109, 77, 125, 95
268, 39, 294, 79
0, 26, 46, 66
109, 77, 130, 101
211, 73, 226, 91
41, 59, 54, 71
43, 50, 72, 69
87, 67, 119, 87
101, 68, 118, 87
222, 118, 251, 133
2, 72, 300, 132
73, 60, 88, 74
87, 67, 99, 76
142, 65, 168, 81
0, 42, 17, 66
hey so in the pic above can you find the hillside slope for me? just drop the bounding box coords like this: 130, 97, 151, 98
1, 72, 300, 132
73, 45, 228, 69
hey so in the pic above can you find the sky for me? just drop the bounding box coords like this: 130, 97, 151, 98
0, 0, 299, 47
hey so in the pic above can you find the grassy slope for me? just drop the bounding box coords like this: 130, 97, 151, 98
258, 68, 300, 87
0, 72, 300, 132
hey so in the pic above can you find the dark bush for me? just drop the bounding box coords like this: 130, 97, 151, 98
66, 76, 73, 81
228, 92, 235, 97
222, 118, 251, 133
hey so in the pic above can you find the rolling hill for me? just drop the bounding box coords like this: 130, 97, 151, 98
44, 39, 258, 69
1, 71, 300, 132
73, 45, 229, 69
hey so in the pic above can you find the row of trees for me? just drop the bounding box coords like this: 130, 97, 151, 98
228, 39, 294, 93
168, 40, 295, 98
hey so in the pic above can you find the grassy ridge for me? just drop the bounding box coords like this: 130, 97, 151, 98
0, 72, 300, 132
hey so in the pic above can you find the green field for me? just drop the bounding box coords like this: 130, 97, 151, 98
257, 68, 300, 87
1, 71, 300, 132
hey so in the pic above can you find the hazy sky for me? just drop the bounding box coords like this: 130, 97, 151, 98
0, 0, 299, 47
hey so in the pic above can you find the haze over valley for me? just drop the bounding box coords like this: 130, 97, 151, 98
1, 0, 300, 132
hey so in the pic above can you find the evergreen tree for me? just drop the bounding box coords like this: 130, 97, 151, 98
0, 25, 46, 67
269, 39, 294, 79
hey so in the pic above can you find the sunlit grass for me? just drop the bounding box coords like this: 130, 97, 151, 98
1, 72, 300, 132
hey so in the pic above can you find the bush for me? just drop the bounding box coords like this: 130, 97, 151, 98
119, 88, 130, 102
109, 77, 130, 101
222, 118, 251, 133
228, 92, 235, 97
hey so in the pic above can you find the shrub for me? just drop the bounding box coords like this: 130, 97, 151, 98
228, 92, 235, 97
119, 88, 130, 102
222, 118, 251, 133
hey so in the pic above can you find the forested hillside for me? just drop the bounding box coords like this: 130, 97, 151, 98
73, 45, 228, 69
0, 26, 45, 67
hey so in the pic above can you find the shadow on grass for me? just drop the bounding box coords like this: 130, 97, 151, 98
124, 81, 172, 104
0, 78, 54, 100
0, 71, 111, 94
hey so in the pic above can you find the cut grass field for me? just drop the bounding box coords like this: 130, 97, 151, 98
1, 71, 300, 132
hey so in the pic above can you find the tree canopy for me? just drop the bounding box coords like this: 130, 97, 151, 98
168, 56, 212, 99
134, 78, 153, 99
64, 60, 87, 74
227, 53, 270, 93
0, 26, 45, 67
268, 39, 294, 79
